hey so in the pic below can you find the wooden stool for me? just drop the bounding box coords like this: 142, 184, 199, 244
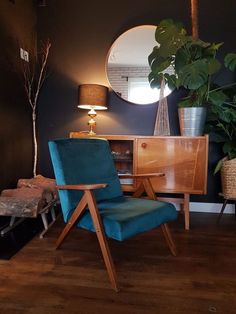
217, 193, 236, 222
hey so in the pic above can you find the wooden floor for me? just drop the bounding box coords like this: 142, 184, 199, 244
0, 212, 236, 314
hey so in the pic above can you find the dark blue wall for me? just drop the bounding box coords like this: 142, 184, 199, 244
37, 0, 236, 202
0, 1, 36, 191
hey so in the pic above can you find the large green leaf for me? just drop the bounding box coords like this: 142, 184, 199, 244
175, 46, 191, 72
223, 141, 236, 155
227, 108, 236, 122
164, 73, 177, 90
178, 96, 196, 107
193, 85, 208, 104
156, 19, 186, 43
148, 71, 155, 83
150, 56, 172, 74
155, 19, 187, 57
208, 90, 228, 105
178, 59, 209, 89
219, 108, 236, 123
148, 46, 159, 66
148, 72, 163, 89
224, 53, 236, 71
187, 42, 206, 59
214, 158, 224, 174
178, 87, 206, 107
207, 58, 221, 75
185, 88, 206, 106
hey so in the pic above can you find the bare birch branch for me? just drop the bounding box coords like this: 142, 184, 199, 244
20, 39, 51, 177
34, 41, 51, 106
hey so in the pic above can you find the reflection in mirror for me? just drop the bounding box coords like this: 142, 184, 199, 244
106, 25, 173, 105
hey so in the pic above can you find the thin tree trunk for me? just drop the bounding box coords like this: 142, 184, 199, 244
21, 40, 51, 177
32, 110, 37, 178
191, 0, 199, 39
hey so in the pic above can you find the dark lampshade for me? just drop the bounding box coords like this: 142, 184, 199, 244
77, 84, 108, 135
78, 84, 108, 110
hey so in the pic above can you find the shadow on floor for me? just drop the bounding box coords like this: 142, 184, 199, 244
0, 216, 45, 260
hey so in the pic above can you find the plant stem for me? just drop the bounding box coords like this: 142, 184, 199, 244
209, 82, 236, 93
206, 76, 211, 102
223, 102, 236, 107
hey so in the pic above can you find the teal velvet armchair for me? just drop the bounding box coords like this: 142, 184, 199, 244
48, 138, 177, 291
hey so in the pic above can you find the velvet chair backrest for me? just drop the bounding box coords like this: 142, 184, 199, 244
48, 138, 123, 222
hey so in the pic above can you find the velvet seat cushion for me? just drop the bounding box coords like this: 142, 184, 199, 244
77, 196, 177, 241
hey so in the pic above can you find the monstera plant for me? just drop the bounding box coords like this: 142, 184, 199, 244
206, 88, 236, 199
148, 19, 236, 107
149, 19, 236, 196
148, 19, 236, 136
206, 86, 236, 173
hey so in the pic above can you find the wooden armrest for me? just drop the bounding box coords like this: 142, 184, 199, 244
118, 173, 164, 179
57, 184, 107, 191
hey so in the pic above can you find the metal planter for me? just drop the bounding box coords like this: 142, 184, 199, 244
178, 107, 207, 136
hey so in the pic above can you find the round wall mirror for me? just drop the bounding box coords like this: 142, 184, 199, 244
106, 25, 173, 105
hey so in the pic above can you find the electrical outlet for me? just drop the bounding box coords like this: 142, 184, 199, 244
20, 48, 29, 62
20, 48, 24, 59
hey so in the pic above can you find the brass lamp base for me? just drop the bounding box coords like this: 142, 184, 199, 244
88, 129, 96, 135
88, 109, 97, 135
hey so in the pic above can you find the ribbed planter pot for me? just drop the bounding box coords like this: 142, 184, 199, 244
221, 158, 236, 199
178, 107, 207, 136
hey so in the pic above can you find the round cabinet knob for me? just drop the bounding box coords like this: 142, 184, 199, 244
141, 142, 147, 148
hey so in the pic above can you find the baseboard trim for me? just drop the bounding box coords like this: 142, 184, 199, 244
188, 202, 235, 214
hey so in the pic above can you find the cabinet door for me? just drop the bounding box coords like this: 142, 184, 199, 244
136, 137, 208, 194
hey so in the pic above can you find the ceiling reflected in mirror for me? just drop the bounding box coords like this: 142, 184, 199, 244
106, 25, 172, 105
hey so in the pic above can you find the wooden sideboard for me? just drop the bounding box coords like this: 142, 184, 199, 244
70, 133, 209, 230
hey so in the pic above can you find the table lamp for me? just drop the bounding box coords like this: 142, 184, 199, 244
78, 84, 108, 135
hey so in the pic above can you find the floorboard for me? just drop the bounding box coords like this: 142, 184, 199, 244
0, 212, 236, 313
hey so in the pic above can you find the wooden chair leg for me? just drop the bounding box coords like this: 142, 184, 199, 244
85, 190, 119, 292
56, 194, 88, 249
161, 224, 177, 256
132, 178, 156, 199
133, 178, 157, 200
132, 181, 145, 198
136, 178, 177, 256
143, 178, 157, 200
